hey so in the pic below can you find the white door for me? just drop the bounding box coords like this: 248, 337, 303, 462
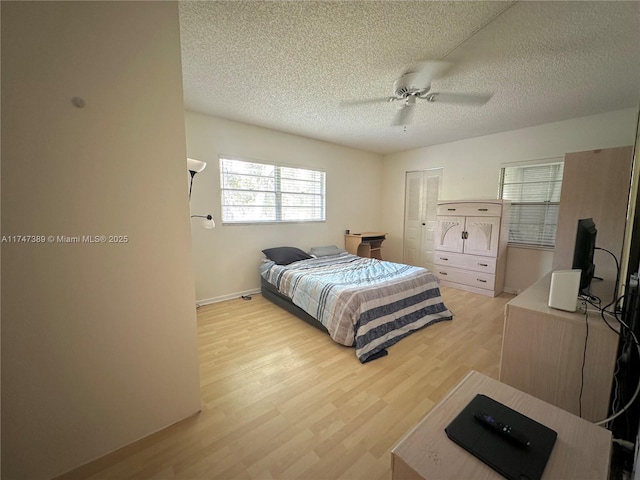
403, 169, 442, 270
421, 174, 440, 269
464, 216, 500, 257
403, 171, 423, 266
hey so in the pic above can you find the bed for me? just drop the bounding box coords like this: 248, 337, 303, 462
259, 246, 453, 363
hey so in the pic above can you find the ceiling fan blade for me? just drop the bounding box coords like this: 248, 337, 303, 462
410, 60, 453, 86
340, 97, 394, 107
392, 104, 415, 127
426, 92, 493, 105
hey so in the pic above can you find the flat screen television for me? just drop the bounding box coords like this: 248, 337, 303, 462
572, 218, 597, 292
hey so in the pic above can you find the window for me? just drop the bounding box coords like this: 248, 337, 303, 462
220, 157, 326, 224
499, 161, 564, 248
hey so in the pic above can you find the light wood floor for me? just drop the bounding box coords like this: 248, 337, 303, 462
57, 287, 513, 480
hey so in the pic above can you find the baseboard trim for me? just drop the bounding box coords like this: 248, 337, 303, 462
196, 288, 261, 307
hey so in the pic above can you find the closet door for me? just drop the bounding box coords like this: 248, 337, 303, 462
421, 174, 440, 268
403, 171, 423, 266
403, 169, 441, 270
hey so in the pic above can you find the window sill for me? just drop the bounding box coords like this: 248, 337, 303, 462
507, 244, 555, 252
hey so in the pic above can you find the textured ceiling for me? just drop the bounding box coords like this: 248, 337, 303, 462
180, 1, 640, 155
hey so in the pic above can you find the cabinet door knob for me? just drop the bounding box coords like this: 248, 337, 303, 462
477, 279, 487, 283
439, 272, 448, 276
447, 208, 456, 211
440, 257, 448, 261
478, 263, 488, 267
422, 223, 426, 226
478, 208, 488, 212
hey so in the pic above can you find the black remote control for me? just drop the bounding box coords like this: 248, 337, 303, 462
474, 411, 530, 447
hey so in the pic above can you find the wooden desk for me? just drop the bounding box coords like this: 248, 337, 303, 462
344, 232, 386, 259
391, 371, 611, 480
500, 273, 619, 422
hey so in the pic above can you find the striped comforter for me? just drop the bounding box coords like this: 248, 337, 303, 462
260, 253, 453, 362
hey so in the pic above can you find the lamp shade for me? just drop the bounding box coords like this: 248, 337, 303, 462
187, 158, 206, 173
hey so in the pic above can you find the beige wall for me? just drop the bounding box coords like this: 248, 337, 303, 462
380, 108, 638, 293
185, 112, 383, 302
1, 3, 201, 478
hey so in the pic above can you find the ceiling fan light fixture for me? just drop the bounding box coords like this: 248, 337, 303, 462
392, 71, 431, 99
398, 96, 417, 108
341, 60, 493, 127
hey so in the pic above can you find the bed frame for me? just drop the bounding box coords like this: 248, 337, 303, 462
260, 277, 329, 334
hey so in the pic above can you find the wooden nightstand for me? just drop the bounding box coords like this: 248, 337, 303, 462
391, 370, 611, 480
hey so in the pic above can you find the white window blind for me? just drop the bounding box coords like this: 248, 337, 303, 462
499, 162, 564, 247
220, 157, 326, 224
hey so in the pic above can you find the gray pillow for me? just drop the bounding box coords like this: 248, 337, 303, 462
262, 246, 313, 265
309, 245, 346, 257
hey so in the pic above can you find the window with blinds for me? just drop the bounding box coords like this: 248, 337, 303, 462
219, 157, 326, 224
499, 162, 564, 248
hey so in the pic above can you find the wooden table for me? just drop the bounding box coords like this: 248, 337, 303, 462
391, 370, 611, 480
344, 232, 386, 259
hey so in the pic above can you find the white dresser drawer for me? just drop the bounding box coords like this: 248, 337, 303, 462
433, 252, 497, 274
434, 265, 496, 291
437, 202, 502, 217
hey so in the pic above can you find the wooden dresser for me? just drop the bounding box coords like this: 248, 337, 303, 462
500, 273, 619, 422
433, 200, 509, 297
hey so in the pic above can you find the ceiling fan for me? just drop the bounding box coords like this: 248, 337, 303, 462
341, 61, 493, 127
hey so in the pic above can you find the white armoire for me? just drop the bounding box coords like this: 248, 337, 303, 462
433, 200, 510, 297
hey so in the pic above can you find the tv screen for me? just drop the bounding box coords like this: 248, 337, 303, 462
572, 218, 597, 291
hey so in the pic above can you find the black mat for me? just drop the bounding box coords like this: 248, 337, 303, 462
445, 394, 557, 480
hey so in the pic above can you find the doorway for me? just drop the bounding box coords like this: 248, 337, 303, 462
403, 168, 442, 271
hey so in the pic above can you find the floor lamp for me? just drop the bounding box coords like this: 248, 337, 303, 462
187, 158, 215, 229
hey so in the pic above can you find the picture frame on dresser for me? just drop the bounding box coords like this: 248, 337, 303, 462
433, 200, 510, 297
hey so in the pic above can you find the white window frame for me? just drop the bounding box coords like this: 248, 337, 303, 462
219, 156, 326, 225
499, 158, 564, 249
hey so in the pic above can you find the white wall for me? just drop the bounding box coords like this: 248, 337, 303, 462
381, 108, 638, 293
1, 3, 201, 478
185, 112, 383, 302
